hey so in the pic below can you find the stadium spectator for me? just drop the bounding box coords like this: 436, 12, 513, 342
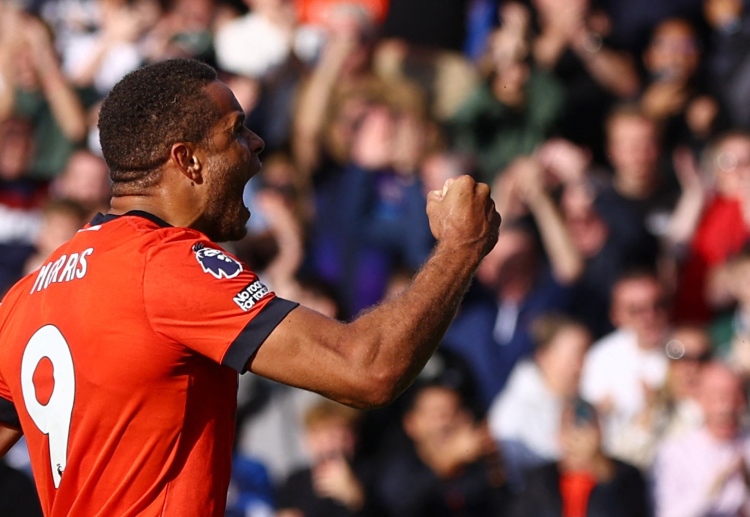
49, 150, 111, 213
292, 2, 403, 177
594, 104, 677, 258
0, 8, 87, 179
711, 249, 750, 379
580, 270, 671, 461
214, 0, 301, 149
439, 149, 586, 409
605, 324, 711, 470
704, 0, 750, 129
530, 138, 657, 337
62, 0, 160, 95
371, 379, 508, 517
276, 399, 382, 517
674, 130, 750, 323
443, 145, 584, 408
306, 97, 435, 315
441, 217, 576, 409
0, 117, 47, 296
529, 0, 640, 161
487, 314, 592, 488
661, 326, 712, 437
449, 11, 565, 184
509, 398, 651, 517
23, 199, 89, 275
141, 0, 216, 63
640, 18, 723, 153
215, 0, 296, 78
652, 361, 750, 517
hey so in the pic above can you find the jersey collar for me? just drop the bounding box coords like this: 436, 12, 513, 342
90, 210, 172, 228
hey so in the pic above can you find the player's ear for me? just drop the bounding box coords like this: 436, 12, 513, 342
170, 142, 204, 185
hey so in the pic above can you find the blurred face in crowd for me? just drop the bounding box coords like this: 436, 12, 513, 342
171, 0, 214, 30
606, 114, 660, 195
404, 385, 467, 448
476, 227, 539, 297
610, 275, 669, 350
666, 326, 712, 401
0, 118, 34, 180
35, 207, 87, 257
55, 151, 111, 208
492, 58, 529, 108
326, 95, 371, 164
711, 134, 750, 198
536, 324, 592, 398
699, 363, 747, 441
532, 0, 589, 19
305, 416, 357, 463
558, 401, 602, 468
704, 0, 744, 28
644, 19, 700, 84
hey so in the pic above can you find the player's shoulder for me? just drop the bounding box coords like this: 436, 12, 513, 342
143, 226, 247, 282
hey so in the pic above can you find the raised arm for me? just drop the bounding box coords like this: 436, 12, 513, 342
248, 176, 501, 409
24, 16, 87, 142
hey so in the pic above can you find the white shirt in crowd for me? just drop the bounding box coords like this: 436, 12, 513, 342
487, 360, 563, 486
581, 328, 668, 450
653, 428, 750, 517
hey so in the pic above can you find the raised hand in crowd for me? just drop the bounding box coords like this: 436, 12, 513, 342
499, 155, 584, 285
532, 0, 639, 98
667, 147, 707, 254
310, 454, 366, 512
67, 0, 160, 93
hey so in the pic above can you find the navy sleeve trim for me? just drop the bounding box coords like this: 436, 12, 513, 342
223, 297, 299, 373
0, 395, 19, 429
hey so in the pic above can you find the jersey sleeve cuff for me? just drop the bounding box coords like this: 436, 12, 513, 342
222, 297, 299, 373
0, 395, 19, 429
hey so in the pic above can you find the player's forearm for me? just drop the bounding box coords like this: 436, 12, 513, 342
347, 240, 482, 404
251, 176, 498, 409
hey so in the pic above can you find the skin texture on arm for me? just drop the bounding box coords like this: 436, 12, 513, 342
0, 423, 22, 459
249, 176, 501, 409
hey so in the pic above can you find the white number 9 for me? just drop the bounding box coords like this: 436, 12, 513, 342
20, 325, 75, 488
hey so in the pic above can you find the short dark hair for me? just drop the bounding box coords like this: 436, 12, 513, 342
98, 59, 220, 195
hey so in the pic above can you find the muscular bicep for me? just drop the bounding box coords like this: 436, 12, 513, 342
0, 423, 22, 459
247, 306, 382, 408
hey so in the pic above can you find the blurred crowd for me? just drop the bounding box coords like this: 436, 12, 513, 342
3, 0, 750, 515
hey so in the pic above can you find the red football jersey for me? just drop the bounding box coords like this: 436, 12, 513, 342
0, 211, 298, 516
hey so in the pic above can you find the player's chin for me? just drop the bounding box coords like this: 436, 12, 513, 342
215, 223, 247, 243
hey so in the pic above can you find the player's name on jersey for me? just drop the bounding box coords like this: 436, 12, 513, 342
30, 248, 94, 294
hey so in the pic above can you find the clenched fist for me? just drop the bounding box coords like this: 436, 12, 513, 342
426, 176, 501, 261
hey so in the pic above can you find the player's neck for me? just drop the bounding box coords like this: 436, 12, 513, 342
109, 193, 201, 231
